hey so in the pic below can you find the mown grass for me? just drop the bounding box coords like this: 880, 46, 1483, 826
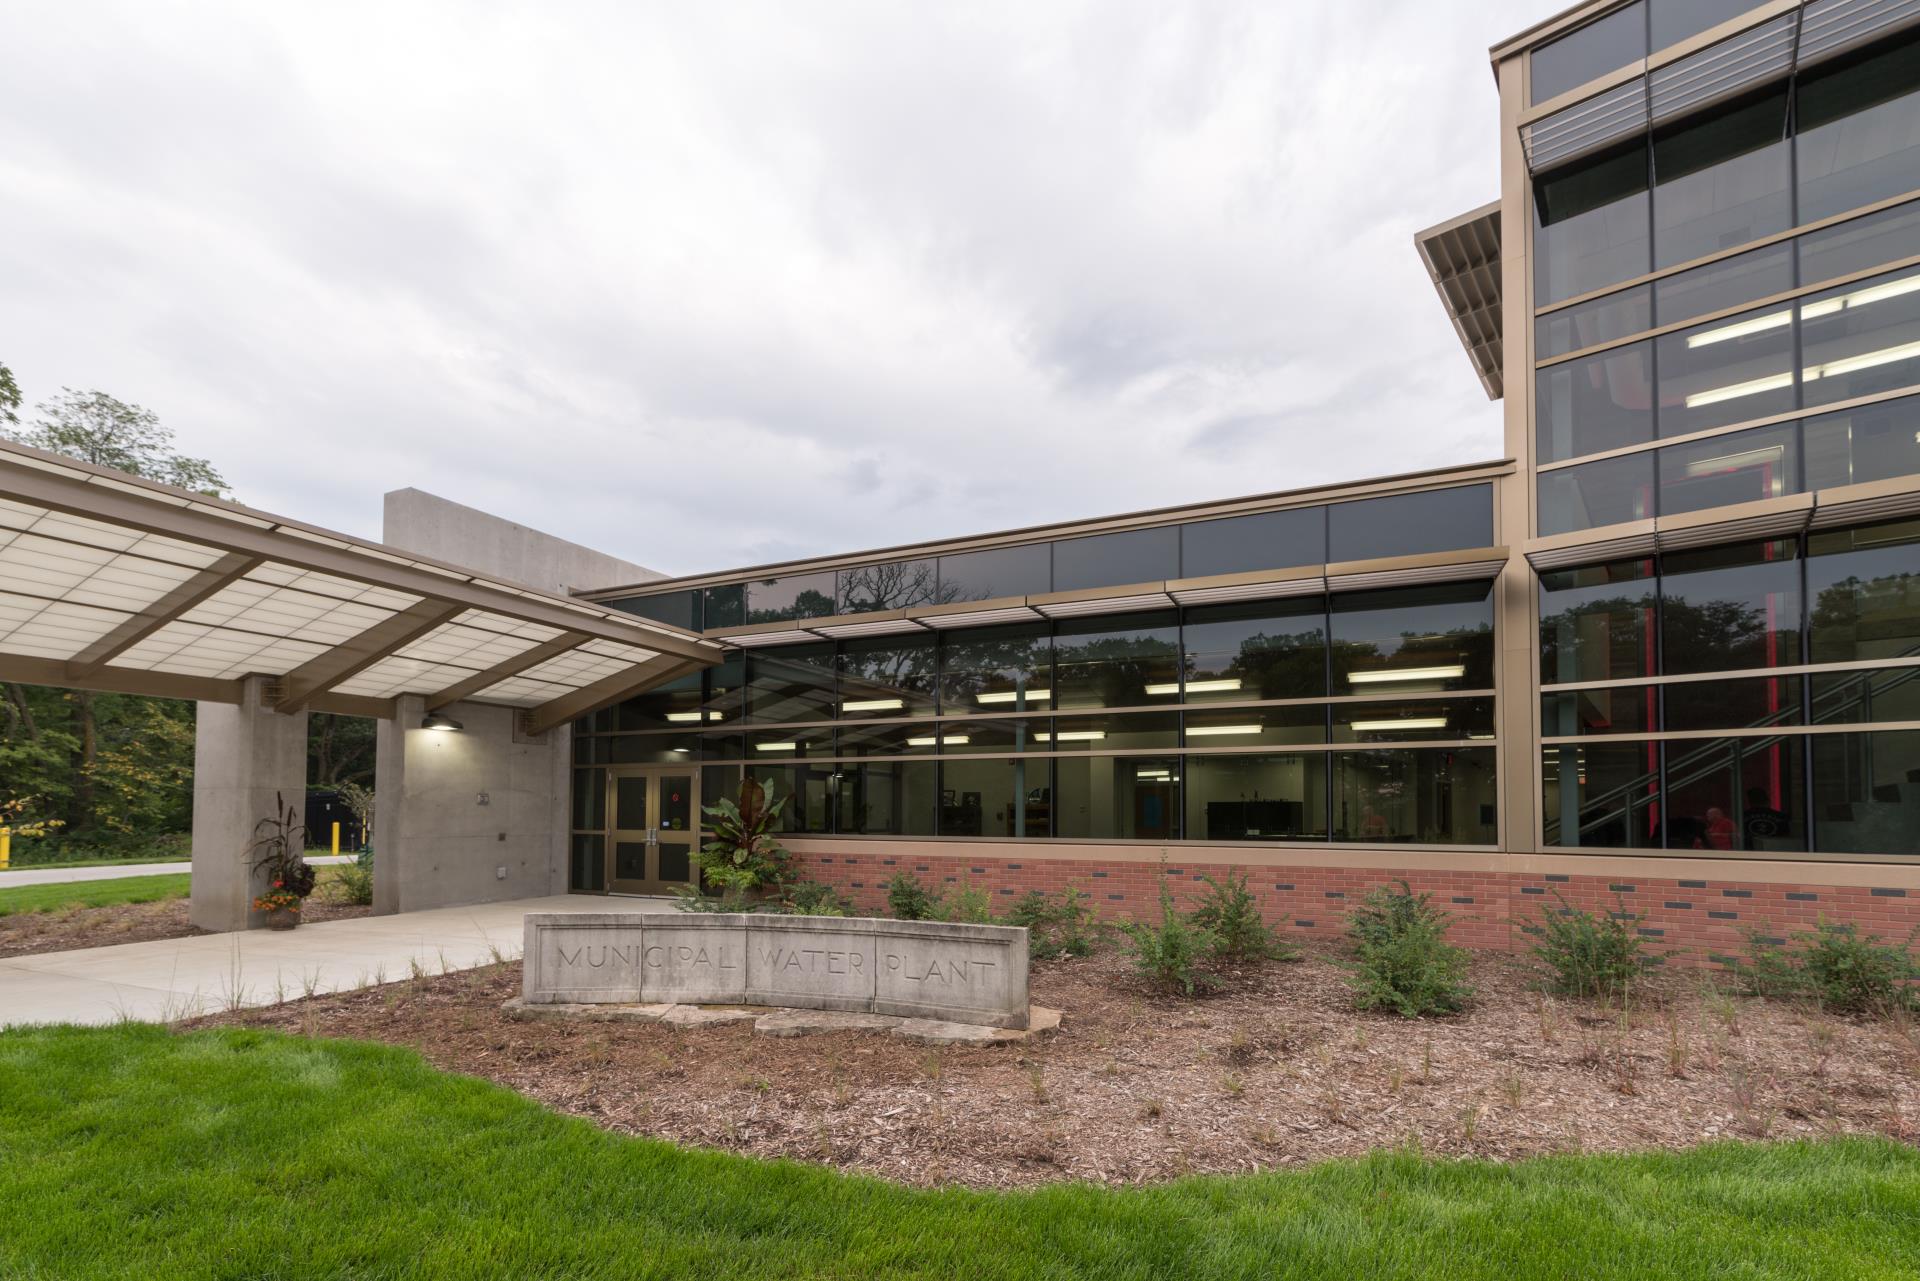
0, 872, 192, 917
1, 1024, 1917, 1279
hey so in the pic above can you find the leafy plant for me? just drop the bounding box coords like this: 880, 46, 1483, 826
1530, 892, 1651, 1001
1344, 882, 1472, 1018
1190, 869, 1294, 964
1007, 885, 1104, 958
247, 794, 316, 903
332, 846, 375, 907
936, 886, 995, 925
1740, 919, 1920, 1014
687, 777, 794, 909
252, 890, 303, 914
1122, 880, 1219, 996
780, 880, 854, 917
886, 871, 937, 921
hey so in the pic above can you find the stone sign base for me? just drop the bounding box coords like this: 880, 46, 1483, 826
522, 911, 1031, 1029
501, 996, 1062, 1046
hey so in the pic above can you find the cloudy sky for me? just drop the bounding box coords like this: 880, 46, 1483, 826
1, 0, 1538, 581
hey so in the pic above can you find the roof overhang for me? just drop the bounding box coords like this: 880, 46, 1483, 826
0, 439, 724, 732
1415, 202, 1504, 401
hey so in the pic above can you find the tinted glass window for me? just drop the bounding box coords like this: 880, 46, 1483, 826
1536, 285, 1652, 359
747, 571, 835, 623
612, 669, 706, 731
1803, 395, 1920, 491
1799, 264, 1920, 411
1806, 518, 1920, 664
1542, 740, 1663, 847
1043, 711, 1179, 750
1331, 698, 1494, 743
1055, 757, 1178, 839
1798, 201, 1920, 288
1659, 538, 1802, 674
1663, 674, 1801, 732
837, 634, 937, 718
1185, 704, 1328, 746
571, 767, 606, 830
834, 722, 938, 757
835, 760, 936, 835
700, 656, 745, 722
748, 762, 834, 833
1542, 685, 1658, 735
1811, 666, 1920, 726
1534, 140, 1652, 306
569, 833, 605, 892
937, 543, 1051, 601
1663, 736, 1804, 852
1539, 558, 1657, 684
836, 559, 939, 614
1052, 611, 1181, 709
1536, 341, 1655, 463
611, 590, 701, 631
1052, 526, 1179, 592
1181, 598, 1327, 702
1651, 0, 1761, 49
1811, 730, 1920, 854
939, 757, 1052, 837
1655, 300, 1796, 437
1657, 420, 1799, 517
1796, 30, 1920, 224
1653, 241, 1792, 329
1331, 748, 1497, 844
927, 718, 1048, 754
703, 583, 745, 630
1327, 485, 1492, 562
744, 643, 837, 722
1651, 83, 1791, 270
938, 622, 1051, 712
1538, 451, 1655, 537
1330, 583, 1495, 695
1531, 2, 1647, 103
1181, 506, 1326, 577
1184, 754, 1328, 840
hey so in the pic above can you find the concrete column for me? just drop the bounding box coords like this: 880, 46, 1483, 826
190, 676, 309, 932
375, 696, 565, 915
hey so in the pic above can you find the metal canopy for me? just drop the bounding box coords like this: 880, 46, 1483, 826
0, 439, 723, 731
1415, 202, 1504, 401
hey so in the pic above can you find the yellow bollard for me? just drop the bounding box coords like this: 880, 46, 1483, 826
332, 821, 341, 857
0, 826, 9, 870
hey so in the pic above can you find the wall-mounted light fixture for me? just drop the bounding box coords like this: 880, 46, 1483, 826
422, 710, 464, 732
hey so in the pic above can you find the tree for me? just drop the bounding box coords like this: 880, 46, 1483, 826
0, 361, 19, 426
10, 389, 229, 498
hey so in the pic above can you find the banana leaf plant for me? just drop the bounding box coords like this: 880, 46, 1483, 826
682, 776, 794, 910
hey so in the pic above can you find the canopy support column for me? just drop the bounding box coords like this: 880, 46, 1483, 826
190, 675, 310, 932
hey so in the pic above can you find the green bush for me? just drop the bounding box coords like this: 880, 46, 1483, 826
332, 847, 374, 907
1741, 919, 1920, 1014
1007, 885, 1103, 958
778, 881, 854, 917
885, 871, 937, 921
1344, 882, 1472, 1018
1530, 891, 1651, 1001
1122, 881, 1219, 996
936, 886, 996, 925
1190, 869, 1294, 964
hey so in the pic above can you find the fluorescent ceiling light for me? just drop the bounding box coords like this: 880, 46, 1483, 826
664, 711, 723, 722
753, 742, 799, 752
1036, 730, 1106, 742
1687, 308, 1790, 348
1144, 678, 1241, 695
1185, 724, 1262, 737
1684, 371, 1793, 410
842, 698, 904, 712
906, 735, 971, 746
1136, 770, 1173, 780
1348, 717, 1449, 732
1804, 339, 1920, 382
975, 689, 1051, 704
1682, 446, 1783, 479
1688, 274, 1920, 350
1348, 665, 1465, 684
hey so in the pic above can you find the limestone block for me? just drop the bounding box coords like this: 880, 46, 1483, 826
744, 916, 878, 1013
871, 919, 1030, 1029
640, 915, 749, 1004
521, 913, 646, 1003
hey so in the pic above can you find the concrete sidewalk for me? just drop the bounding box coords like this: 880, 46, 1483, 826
0, 895, 611, 1028
0, 854, 353, 890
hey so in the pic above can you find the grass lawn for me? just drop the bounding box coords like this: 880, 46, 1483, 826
0, 873, 192, 917
2, 852, 189, 869
1, 1025, 1916, 1280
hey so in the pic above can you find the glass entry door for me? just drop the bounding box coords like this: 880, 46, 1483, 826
606, 767, 699, 895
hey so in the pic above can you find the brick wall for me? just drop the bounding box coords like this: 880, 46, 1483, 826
793, 850, 1920, 967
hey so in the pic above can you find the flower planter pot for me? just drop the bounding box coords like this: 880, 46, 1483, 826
266, 906, 300, 931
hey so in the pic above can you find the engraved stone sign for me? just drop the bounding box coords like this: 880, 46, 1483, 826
523, 912, 1030, 1028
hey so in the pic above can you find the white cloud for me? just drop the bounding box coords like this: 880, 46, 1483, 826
0, 0, 1539, 578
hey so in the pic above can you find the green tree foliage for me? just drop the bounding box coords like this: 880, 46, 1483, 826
9, 388, 229, 497
0, 361, 19, 425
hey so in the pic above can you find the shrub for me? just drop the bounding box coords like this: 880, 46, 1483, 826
936, 886, 995, 925
1530, 892, 1651, 1001
779, 880, 854, 917
886, 872, 937, 921
1190, 869, 1294, 964
1344, 882, 1472, 1018
688, 777, 794, 910
332, 847, 374, 906
1122, 881, 1219, 996
1007, 885, 1103, 959
1741, 919, 1919, 1015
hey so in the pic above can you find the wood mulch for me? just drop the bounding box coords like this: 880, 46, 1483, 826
0, 896, 372, 960
193, 942, 1920, 1189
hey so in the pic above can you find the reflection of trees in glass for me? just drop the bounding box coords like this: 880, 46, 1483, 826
1538, 593, 1654, 681
1661, 594, 1789, 671
1193, 629, 1326, 699
840, 637, 937, 707
1054, 633, 1180, 705
940, 629, 1051, 705
1333, 623, 1495, 687
837, 561, 952, 614
1808, 570, 1920, 661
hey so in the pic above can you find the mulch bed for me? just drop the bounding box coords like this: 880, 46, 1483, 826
193, 942, 1920, 1189
0, 896, 373, 960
